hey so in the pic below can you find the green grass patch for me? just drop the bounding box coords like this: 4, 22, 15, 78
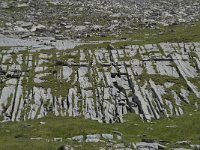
0, 110, 199, 150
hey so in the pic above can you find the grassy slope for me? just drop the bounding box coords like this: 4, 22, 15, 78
0, 109, 200, 150
79, 21, 200, 49
1, 22, 200, 149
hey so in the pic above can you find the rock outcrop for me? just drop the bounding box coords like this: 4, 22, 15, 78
0, 42, 200, 123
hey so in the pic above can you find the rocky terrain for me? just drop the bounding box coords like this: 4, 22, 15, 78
0, 0, 200, 150
0, 0, 200, 39
1, 42, 200, 124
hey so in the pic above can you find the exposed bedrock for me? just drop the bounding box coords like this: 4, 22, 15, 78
0, 42, 200, 123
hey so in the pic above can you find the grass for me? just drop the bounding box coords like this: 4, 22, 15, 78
1, 16, 200, 150
81, 21, 200, 49
0, 109, 200, 150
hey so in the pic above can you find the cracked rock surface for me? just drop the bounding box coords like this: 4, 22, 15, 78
0, 42, 200, 123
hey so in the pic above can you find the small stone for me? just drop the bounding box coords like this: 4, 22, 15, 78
40, 122, 46, 125
166, 125, 178, 128
117, 135, 122, 140
172, 148, 192, 150
136, 142, 158, 150
54, 138, 63, 142
86, 134, 101, 143
127, 142, 136, 149
176, 141, 191, 145
102, 134, 113, 140
113, 143, 125, 149
57, 145, 73, 150
71, 135, 83, 142
30, 137, 43, 140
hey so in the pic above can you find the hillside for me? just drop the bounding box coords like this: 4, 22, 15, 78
0, 0, 200, 150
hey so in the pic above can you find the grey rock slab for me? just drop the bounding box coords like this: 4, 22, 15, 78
34, 67, 48, 72
173, 54, 197, 78
195, 102, 199, 109
104, 72, 113, 86
131, 77, 152, 120
86, 134, 101, 143
63, 66, 73, 80
144, 44, 154, 50
34, 73, 49, 83
28, 87, 47, 119
102, 134, 113, 140
81, 90, 93, 99
54, 40, 81, 50
156, 61, 179, 77
71, 135, 84, 142
13, 26, 29, 33
67, 89, 74, 117
103, 88, 110, 100
166, 125, 178, 128
165, 100, 174, 116
194, 58, 200, 70
11, 83, 23, 121
164, 82, 175, 88
5, 79, 18, 85
172, 148, 192, 150
143, 89, 161, 119
176, 141, 191, 145
172, 91, 182, 106
130, 59, 143, 75
0, 85, 16, 114
117, 135, 122, 140
84, 98, 97, 120
74, 26, 86, 31
0, 35, 82, 51
190, 145, 200, 150
149, 79, 164, 107
186, 80, 200, 98
80, 50, 86, 62
17, 3, 29, 8
78, 67, 88, 77
79, 77, 92, 89
136, 142, 158, 150
30, 137, 43, 140
30, 24, 46, 32
2, 54, 11, 64
145, 61, 156, 74
113, 143, 125, 149
103, 100, 115, 123
179, 107, 184, 115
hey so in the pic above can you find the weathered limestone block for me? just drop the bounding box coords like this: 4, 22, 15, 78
63, 66, 73, 80
156, 61, 179, 77
86, 134, 101, 143
0, 85, 16, 115
136, 142, 158, 150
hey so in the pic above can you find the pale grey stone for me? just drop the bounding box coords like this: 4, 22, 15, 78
86, 134, 101, 143
53, 138, 63, 142
71, 135, 83, 142
136, 142, 158, 150
102, 134, 113, 140
113, 143, 125, 149
57, 145, 73, 150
